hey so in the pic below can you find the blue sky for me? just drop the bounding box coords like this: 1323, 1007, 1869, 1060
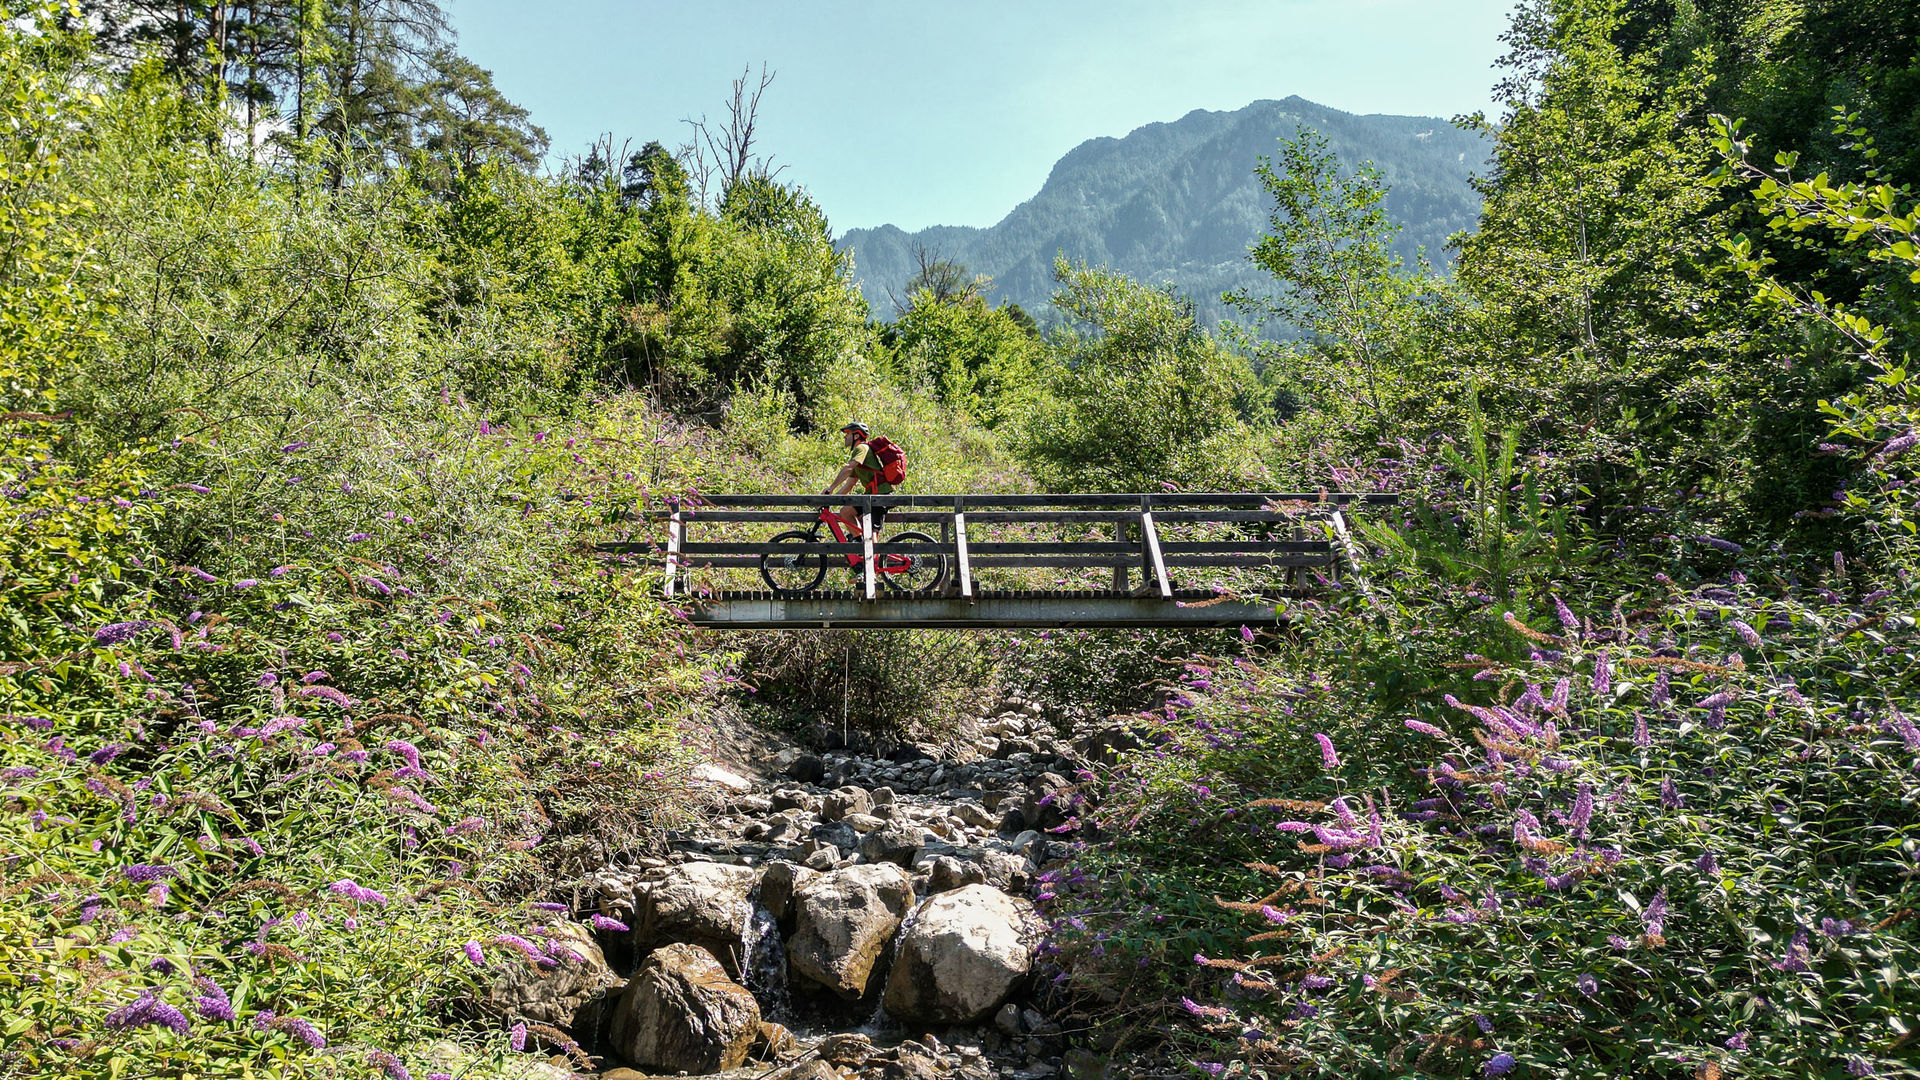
449, 0, 1517, 233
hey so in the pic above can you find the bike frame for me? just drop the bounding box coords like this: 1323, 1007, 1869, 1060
811, 506, 908, 575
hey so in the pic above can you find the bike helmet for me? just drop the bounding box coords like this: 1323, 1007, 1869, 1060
839, 421, 870, 437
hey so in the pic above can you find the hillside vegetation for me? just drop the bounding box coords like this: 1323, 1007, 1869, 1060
3, 1, 1918, 1079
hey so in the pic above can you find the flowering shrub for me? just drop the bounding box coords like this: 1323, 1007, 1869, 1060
1043, 531, 1919, 1077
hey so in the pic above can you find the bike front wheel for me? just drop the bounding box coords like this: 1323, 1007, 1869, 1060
878, 530, 948, 595
759, 530, 828, 595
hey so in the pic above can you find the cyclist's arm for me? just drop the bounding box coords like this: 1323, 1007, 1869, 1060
824, 465, 857, 496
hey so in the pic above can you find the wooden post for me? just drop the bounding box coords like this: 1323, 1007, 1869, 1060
664, 510, 682, 598
861, 505, 876, 601
1111, 518, 1128, 593
1140, 511, 1172, 598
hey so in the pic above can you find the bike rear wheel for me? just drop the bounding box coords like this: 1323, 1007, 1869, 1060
878, 530, 948, 595
759, 530, 828, 595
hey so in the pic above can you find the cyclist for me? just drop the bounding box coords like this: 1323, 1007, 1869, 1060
823, 421, 891, 539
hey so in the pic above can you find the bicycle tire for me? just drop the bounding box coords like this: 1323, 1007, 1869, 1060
878, 530, 948, 595
759, 530, 828, 595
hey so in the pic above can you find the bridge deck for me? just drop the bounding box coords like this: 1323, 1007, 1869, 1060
601, 492, 1391, 628
678, 589, 1297, 629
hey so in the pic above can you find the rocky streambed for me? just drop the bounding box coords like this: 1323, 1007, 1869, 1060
488, 701, 1115, 1080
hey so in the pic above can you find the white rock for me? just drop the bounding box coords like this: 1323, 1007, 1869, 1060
883, 884, 1036, 1024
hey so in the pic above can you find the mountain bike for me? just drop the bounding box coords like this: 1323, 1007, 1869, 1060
758, 506, 948, 596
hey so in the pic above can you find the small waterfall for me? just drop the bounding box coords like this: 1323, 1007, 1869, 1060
864, 900, 924, 1032
740, 903, 792, 1022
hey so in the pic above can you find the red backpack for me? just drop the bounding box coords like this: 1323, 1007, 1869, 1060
867, 436, 907, 486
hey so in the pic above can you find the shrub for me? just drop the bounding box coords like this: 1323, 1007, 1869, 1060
733, 629, 991, 745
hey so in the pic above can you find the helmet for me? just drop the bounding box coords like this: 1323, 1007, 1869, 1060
839, 421, 870, 437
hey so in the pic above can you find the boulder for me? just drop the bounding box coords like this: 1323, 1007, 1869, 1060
808, 820, 860, 853
820, 786, 872, 821
752, 1020, 799, 1061
608, 944, 760, 1074
926, 855, 988, 894
633, 862, 760, 976
787, 863, 915, 998
870, 786, 896, 805
485, 921, 621, 1038
1021, 773, 1072, 831
769, 788, 811, 813
857, 826, 924, 868
816, 1032, 876, 1068
843, 812, 886, 833
952, 801, 997, 829
757, 860, 816, 928
691, 762, 754, 792
882, 885, 1035, 1025
785, 753, 826, 783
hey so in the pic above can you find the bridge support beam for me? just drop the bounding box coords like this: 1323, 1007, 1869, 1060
680, 593, 1290, 630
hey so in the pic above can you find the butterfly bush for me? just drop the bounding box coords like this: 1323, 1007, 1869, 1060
1045, 554, 1919, 1077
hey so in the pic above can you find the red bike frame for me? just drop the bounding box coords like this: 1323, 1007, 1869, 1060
813, 506, 910, 575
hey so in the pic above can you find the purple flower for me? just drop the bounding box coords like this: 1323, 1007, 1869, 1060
1644, 888, 1668, 937
1847, 1056, 1877, 1077
269, 565, 293, 577
1766, 926, 1812, 968
1576, 972, 1598, 996
1820, 918, 1853, 938
1405, 719, 1446, 738
1876, 431, 1916, 460
193, 978, 235, 1022
233, 578, 259, 589
94, 621, 152, 645
327, 879, 387, 906
1632, 713, 1650, 748
1696, 853, 1718, 874
1240, 625, 1254, 643
1730, 620, 1761, 647
1485, 1052, 1516, 1076
1692, 535, 1743, 554
1660, 779, 1684, 809
1568, 783, 1594, 840
368, 1050, 412, 1080
104, 992, 190, 1034
1313, 733, 1339, 770
185, 566, 218, 582
445, 817, 485, 835
1724, 1032, 1748, 1051
509, 1022, 527, 1051
531, 901, 568, 912
121, 864, 178, 883
295, 685, 351, 709
494, 934, 547, 961
1553, 595, 1579, 631
589, 913, 628, 932
1592, 650, 1610, 696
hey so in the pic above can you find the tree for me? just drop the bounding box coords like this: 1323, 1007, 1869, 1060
412, 49, 547, 174
1226, 128, 1435, 432
1017, 260, 1269, 492
681, 63, 781, 207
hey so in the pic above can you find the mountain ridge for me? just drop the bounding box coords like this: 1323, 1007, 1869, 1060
837, 95, 1486, 332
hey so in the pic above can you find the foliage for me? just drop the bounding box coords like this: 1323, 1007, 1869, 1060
733, 629, 990, 744
1016, 260, 1271, 493
1227, 128, 1444, 435
890, 289, 1042, 426
0, 20, 722, 1078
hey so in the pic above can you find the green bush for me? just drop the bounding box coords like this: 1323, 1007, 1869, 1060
734, 629, 991, 745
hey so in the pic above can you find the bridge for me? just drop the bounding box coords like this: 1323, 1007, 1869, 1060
597, 492, 1395, 629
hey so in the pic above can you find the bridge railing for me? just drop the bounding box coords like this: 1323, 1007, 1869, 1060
599, 492, 1397, 601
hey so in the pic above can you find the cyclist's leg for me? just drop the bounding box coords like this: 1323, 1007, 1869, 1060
837, 504, 861, 537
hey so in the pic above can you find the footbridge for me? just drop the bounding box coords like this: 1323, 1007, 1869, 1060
597, 493, 1395, 629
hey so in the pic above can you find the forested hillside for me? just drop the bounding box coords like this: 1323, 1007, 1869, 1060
3, 1, 1918, 1079
837, 97, 1486, 331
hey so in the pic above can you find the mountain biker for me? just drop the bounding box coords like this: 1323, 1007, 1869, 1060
823, 421, 891, 539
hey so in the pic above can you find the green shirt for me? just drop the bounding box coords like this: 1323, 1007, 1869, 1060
850, 442, 893, 494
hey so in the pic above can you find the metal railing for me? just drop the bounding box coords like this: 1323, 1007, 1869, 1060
600, 492, 1397, 604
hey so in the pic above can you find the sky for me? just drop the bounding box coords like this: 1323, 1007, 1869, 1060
449, 0, 1517, 234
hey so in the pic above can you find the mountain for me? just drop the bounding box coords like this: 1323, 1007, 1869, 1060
836, 96, 1486, 333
